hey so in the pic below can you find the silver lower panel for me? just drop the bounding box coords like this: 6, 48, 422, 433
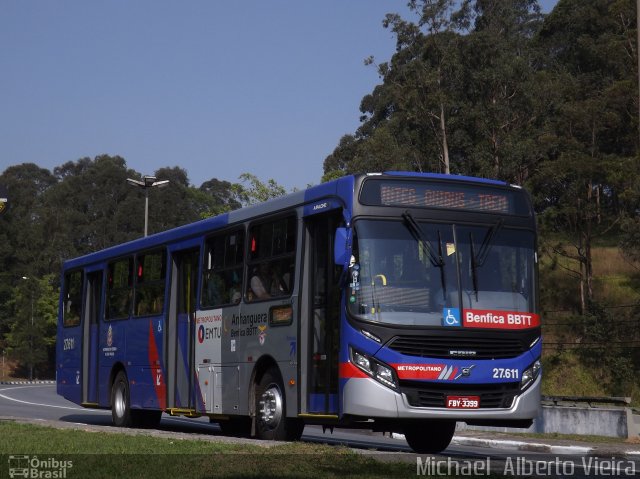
342, 376, 541, 420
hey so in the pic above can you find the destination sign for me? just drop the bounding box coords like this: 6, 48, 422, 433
359, 179, 530, 215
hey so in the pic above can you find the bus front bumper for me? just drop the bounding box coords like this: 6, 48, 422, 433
342, 375, 541, 420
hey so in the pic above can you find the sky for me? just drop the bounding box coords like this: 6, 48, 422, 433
0, 0, 558, 192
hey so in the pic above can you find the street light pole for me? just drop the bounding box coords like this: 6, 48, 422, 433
126, 175, 170, 237
21, 276, 33, 381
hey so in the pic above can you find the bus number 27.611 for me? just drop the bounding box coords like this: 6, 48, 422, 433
492, 368, 518, 379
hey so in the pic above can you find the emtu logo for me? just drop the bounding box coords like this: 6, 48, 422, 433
198, 325, 205, 343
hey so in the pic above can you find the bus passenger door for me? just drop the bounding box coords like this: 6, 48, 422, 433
82, 271, 102, 405
166, 248, 199, 410
304, 212, 342, 414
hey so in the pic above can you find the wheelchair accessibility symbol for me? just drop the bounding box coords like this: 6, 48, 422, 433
442, 308, 461, 327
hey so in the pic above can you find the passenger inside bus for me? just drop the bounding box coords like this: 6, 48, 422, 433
249, 263, 272, 300
204, 272, 224, 306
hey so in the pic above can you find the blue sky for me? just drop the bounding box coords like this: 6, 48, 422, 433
0, 0, 558, 191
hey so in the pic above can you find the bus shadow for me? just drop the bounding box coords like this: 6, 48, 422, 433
58, 414, 113, 426
57, 413, 221, 436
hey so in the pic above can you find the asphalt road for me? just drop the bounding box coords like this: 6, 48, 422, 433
1, 383, 639, 478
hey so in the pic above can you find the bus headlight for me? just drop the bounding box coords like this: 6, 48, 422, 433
520, 359, 541, 391
350, 347, 399, 390
353, 349, 371, 372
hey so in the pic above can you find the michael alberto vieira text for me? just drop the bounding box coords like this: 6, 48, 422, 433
416, 456, 637, 476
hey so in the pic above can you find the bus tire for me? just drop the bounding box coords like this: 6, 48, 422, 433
111, 371, 133, 427
403, 420, 456, 454
255, 368, 303, 441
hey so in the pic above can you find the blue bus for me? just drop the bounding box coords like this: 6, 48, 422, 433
57, 172, 541, 453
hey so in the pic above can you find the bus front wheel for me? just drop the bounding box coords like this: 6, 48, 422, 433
403, 420, 456, 454
111, 371, 133, 427
254, 368, 303, 441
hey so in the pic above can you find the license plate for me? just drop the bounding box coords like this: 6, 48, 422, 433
446, 395, 480, 409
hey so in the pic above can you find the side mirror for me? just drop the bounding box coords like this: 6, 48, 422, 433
334, 227, 351, 266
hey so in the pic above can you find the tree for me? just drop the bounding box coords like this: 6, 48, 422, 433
198, 177, 243, 217
355, 1, 470, 175
322, 135, 361, 181
323, 0, 545, 183
379, 0, 472, 174
532, 0, 638, 312
0, 164, 57, 341
0, 163, 57, 276
5, 275, 58, 379
45, 155, 143, 253
234, 173, 287, 206
458, 0, 544, 182
146, 166, 201, 234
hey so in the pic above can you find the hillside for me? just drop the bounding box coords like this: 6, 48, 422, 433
541, 246, 640, 404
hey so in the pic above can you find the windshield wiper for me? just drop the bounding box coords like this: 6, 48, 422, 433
469, 232, 479, 301
402, 211, 447, 300
402, 211, 442, 267
468, 220, 503, 301
476, 219, 503, 266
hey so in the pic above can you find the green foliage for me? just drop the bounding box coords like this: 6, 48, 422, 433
576, 302, 640, 394
198, 177, 243, 217
235, 172, 287, 206
0, 422, 415, 479
542, 351, 605, 397
322, 0, 640, 399
5, 275, 58, 379
324, 0, 546, 184
0, 156, 286, 377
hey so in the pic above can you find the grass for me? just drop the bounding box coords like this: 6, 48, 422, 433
541, 351, 606, 398
0, 421, 433, 479
540, 246, 640, 404
591, 247, 640, 304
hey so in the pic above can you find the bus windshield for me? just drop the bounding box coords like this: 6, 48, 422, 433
347, 219, 536, 326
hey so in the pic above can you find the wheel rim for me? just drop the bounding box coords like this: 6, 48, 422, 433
114, 381, 126, 419
258, 384, 283, 430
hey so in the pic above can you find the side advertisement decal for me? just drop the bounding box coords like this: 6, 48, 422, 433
195, 309, 223, 365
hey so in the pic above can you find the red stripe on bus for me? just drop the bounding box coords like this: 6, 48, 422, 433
148, 320, 167, 409
339, 362, 369, 379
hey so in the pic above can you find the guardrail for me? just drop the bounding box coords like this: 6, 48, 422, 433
542, 395, 632, 408
459, 395, 638, 438
0, 380, 55, 385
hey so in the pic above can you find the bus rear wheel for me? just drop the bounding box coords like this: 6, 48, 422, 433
111, 371, 133, 427
254, 368, 303, 441
403, 420, 456, 454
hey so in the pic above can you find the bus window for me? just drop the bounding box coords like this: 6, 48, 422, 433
106, 258, 133, 320
63, 270, 83, 327
134, 250, 167, 316
246, 216, 296, 302
202, 229, 244, 308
